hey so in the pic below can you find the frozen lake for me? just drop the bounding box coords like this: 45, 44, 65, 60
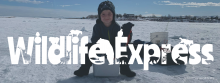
0, 17, 220, 83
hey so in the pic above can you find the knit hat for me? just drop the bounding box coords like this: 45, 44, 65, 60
97, 1, 115, 23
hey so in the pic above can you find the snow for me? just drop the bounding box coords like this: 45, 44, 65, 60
0, 17, 220, 83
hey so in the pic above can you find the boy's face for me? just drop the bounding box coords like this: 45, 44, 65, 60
100, 10, 113, 25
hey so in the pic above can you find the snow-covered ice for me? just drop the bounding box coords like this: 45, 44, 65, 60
0, 17, 220, 83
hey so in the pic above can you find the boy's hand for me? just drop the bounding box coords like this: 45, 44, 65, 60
121, 22, 134, 36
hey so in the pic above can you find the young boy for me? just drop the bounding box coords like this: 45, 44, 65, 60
74, 1, 136, 77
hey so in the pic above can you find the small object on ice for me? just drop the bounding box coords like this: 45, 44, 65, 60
80, 27, 87, 32
23, 21, 26, 22
170, 35, 186, 39
201, 38, 205, 40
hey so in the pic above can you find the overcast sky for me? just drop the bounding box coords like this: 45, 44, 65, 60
0, 0, 220, 18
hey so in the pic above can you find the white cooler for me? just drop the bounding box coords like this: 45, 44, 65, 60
150, 32, 168, 46
93, 59, 120, 77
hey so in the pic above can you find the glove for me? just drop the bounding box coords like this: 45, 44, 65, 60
121, 22, 134, 36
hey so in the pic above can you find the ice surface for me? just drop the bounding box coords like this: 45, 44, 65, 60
0, 17, 220, 83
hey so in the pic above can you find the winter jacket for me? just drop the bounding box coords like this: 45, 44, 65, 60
91, 19, 120, 49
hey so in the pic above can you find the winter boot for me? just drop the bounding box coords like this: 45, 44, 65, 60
74, 64, 91, 77
74, 53, 92, 77
119, 57, 136, 77
74, 43, 93, 77
120, 65, 136, 77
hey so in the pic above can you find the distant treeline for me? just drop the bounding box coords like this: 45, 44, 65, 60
84, 14, 220, 23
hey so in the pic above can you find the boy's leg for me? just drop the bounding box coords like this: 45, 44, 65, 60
74, 43, 93, 77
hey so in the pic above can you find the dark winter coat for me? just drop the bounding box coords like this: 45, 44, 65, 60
91, 19, 120, 49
